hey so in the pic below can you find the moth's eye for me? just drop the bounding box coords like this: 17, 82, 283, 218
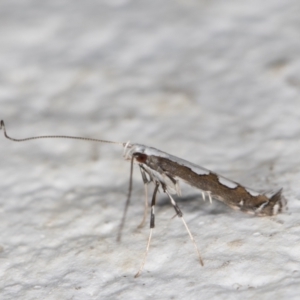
134, 153, 148, 163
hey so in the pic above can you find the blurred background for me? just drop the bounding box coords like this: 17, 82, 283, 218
1, 0, 300, 298
1, 0, 299, 144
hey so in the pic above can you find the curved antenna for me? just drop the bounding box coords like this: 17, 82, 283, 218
0, 120, 125, 146
1, 119, 135, 244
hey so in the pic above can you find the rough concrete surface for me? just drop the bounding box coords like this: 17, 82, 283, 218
1, 0, 300, 299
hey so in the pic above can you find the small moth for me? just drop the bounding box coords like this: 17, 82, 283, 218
0, 120, 286, 277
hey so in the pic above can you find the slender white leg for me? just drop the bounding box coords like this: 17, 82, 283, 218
135, 228, 153, 278
135, 182, 159, 278
207, 191, 212, 204
165, 190, 204, 266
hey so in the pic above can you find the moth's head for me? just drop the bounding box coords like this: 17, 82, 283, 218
123, 143, 148, 163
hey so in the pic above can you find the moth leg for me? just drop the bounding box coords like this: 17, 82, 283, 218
201, 191, 212, 204
137, 166, 151, 228
165, 190, 204, 266
135, 181, 159, 278
207, 191, 212, 204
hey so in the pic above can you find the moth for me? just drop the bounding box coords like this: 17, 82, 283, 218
0, 120, 286, 277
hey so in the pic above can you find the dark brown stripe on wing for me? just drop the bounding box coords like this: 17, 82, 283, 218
146, 156, 284, 216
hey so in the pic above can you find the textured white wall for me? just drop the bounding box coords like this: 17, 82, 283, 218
1, 0, 300, 299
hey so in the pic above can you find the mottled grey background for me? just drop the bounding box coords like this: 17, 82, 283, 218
1, 1, 300, 299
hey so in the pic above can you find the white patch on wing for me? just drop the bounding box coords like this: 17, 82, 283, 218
128, 144, 210, 175
188, 165, 210, 175
218, 176, 238, 189
255, 201, 269, 213
273, 203, 280, 215
246, 188, 260, 197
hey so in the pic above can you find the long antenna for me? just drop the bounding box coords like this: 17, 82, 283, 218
1, 119, 134, 244
0, 120, 125, 146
